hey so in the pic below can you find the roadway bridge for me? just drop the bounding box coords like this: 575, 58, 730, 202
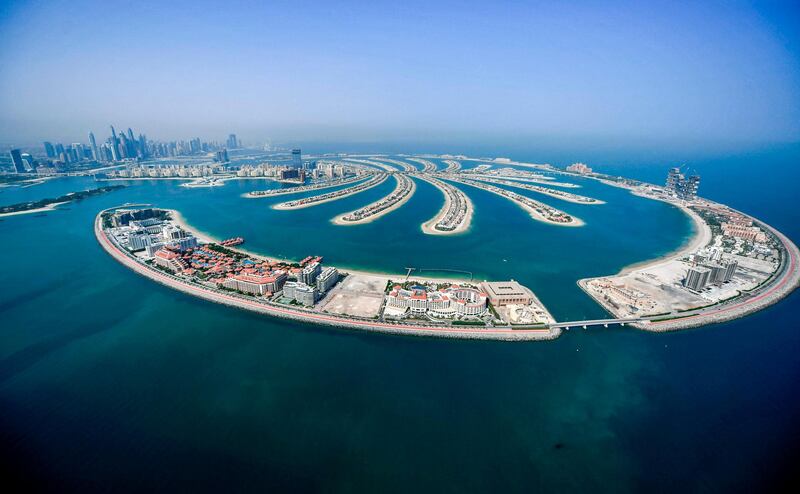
550, 317, 644, 330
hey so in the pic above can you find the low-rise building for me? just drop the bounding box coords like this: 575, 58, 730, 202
386, 284, 488, 317
153, 248, 186, 273
479, 281, 533, 306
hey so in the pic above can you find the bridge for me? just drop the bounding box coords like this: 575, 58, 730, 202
550, 317, 643, 330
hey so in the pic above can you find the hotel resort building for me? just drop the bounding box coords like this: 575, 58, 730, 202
385, 284, 489, 318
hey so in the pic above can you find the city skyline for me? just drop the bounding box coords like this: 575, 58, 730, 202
1, 1, 799, 151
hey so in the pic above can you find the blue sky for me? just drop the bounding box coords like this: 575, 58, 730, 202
1, 0, 799, 150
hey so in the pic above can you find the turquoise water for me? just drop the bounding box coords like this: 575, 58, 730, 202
1, 149, 798, 492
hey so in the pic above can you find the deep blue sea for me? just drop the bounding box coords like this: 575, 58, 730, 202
1, 144, 798, 492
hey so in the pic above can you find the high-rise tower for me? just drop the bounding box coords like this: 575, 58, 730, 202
110, 125, 120, 161
292, 149, 302, 169
89, 132, 99, 161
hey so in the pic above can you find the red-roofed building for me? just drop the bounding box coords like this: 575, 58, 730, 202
154, 248, 187, 273
220, 270, 288, 295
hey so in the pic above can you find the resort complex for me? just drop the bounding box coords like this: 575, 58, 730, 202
91, 153, 800, 340
97, 204, 558, 340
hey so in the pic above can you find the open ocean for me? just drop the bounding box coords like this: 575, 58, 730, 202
1, 144, 799, 492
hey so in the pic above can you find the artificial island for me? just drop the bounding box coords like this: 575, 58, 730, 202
91, 152, 800, 341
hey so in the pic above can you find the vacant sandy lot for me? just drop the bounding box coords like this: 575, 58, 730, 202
318, 274, 389, 318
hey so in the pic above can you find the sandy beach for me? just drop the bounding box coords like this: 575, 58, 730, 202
96, 212, 558, 341
0, 201, 70, 218
472, 176, 603, 204
244, 174, 365, 198
332, 175, 416, 225
414, 174, 474, 235
621, 203, 711, 275
272, 174, 388, 210
166, 207, 472, 284
446, 177, 585, 227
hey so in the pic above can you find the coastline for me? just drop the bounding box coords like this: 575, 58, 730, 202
0, 201, 70, 218
415, 174, 474, 235
243, 175, 366, 199
332, 176, 416, 226
166, 207, 473, 284
619, 201, 712, 275
575, 176, 799, 332
96, 209, 559, 341
472, 176, 604, 204
272, 174, 389, 210
445, 177, 585, 227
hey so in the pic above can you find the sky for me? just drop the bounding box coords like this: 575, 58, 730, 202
1, 0, 799, 151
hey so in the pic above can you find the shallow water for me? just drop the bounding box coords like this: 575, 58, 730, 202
1, 148, 798, 492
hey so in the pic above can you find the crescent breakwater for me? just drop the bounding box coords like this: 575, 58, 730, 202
91, 152, 800, 338
94, 208, 559, 341
414, 174, 473, 235
444, 176, 585, 227
470, 176, 604, 204
333, 174, 416, 225
272, 173, 388, 210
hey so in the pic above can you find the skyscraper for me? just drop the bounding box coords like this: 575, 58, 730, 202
292, 148, 302, 169
110, 125, 120, 161
138, 134, 148, 159
126, 128, 138, 157
9, 149, 25, 173
665, 167, 682, 193
72, 143, 86, 162
21, 153, 36, 171
684, 266, 711, 292
118, 132, 129, 159
227, 134, 238, 149
43, 141, 55, 158
664, 167, 700, 201
89, 132, 99, 161
681, 175, 700, 201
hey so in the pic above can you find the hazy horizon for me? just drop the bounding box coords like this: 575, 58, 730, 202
2, 0, 800, 152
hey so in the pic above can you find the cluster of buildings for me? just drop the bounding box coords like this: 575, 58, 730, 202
109, 209, 200, 257
340, 175, 413, 222
457, 178, 576, 224
316, 160, 352, 178
683, 249, 739, 292
382, 279, 547, 323
721, 216, 768, 243
566, 162, 593, 174
429, 177, 469, 232
385, 284, 489, 318
586, 278, 659, 314
277, 173, 386, 209
235, 163, 306, 181
106, 163, 227, 179
665, 167, 701, 201
6, 128, 241, 175
105, 208, 342, 307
